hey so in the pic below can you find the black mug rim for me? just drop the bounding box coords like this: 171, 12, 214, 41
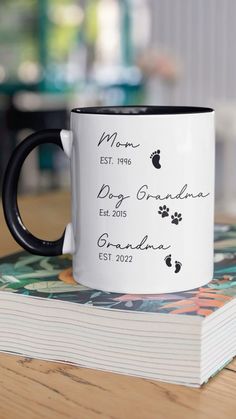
71, 105, 214, 115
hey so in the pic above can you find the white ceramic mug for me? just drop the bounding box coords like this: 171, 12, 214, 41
2, 106, 215, 293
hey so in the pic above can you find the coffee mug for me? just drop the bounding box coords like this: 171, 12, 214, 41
2, 106, 215, 293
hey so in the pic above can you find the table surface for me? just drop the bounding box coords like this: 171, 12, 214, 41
0, 190, 235, 419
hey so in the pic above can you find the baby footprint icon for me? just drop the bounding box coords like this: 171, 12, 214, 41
164, 255, 182, 273
150, 150, 161, 169
165, 254, 172, 267
175, 261, 182, 273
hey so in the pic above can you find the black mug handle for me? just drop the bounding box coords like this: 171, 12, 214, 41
2, 129, 73, 256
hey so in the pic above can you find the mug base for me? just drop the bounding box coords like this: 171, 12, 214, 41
73, 275, 213, 295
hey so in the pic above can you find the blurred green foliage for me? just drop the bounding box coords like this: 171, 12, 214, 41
0, 0, 82, 90
0, 0, 38, 80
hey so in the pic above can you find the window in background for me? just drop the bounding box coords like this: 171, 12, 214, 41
0, 0, 39, 89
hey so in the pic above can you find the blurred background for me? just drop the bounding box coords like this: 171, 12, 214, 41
0, 0, 236, 214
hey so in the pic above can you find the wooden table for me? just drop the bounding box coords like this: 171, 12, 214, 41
0, 190, 235, 419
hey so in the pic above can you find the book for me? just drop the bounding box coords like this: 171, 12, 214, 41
0, 224, 235, 387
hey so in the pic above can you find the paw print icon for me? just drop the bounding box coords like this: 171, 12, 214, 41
158, 205, 169, 218
171, 212, 182, 225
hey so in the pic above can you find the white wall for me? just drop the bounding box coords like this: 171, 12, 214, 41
149, 0, 236, 106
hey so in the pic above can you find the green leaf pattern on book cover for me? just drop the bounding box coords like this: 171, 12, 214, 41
0, 225, 236, 316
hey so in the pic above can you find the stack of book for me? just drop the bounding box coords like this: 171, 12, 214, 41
0, 224, 235, 387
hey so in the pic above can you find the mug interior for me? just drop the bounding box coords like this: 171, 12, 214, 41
71, 105, 214, 115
